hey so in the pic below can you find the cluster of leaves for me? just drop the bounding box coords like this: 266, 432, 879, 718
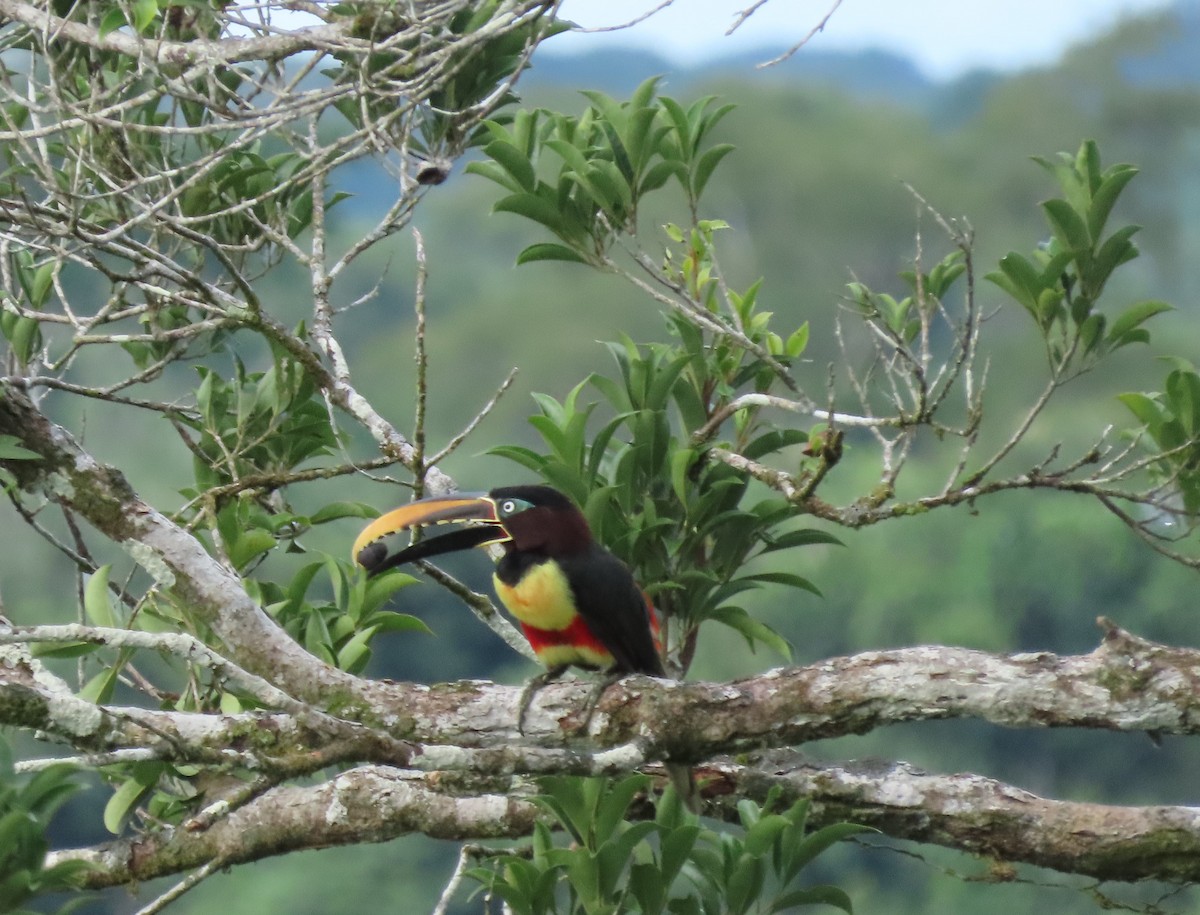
469, 775, 868, 915
1119, 361, 1200, 515
986, 140, 1171, 370
330, 0, 565, 162
181, 352, 337, 496
0, 744, 91, 914
0, 252, 51, 367
847, 250, 965, 349
247, 558, 426, 675
179, 144, 330, 246
472, 85, 833, 671
169, 346, 434, 669
978, 140, 1200, 517
466, 76, 735, 264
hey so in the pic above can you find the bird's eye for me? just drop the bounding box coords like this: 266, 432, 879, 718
500, 499, 518, 515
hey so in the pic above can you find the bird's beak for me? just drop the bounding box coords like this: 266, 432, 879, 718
353, 492, 509, 574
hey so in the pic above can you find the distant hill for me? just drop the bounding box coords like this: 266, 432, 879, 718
528, 45, 936, 106
527, 0, 1199, 118
1115, 0, 1200, 86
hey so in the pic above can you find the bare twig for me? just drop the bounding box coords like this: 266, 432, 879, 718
751, 0, 844, 68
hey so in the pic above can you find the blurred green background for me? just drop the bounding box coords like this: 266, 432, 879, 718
14, 3, 1200, 912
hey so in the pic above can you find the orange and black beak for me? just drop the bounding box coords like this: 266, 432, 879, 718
352, 492, 510, 575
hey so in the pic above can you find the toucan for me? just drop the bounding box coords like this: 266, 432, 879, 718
353, 484, 665, 679
352, 484, 696, 808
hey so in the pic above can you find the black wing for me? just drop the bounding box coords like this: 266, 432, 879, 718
559, 544, 665, 678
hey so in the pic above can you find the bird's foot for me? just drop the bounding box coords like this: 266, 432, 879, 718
516, 665, 568, 735
575, 670, 624, 733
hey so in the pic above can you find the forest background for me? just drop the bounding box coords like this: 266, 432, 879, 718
8, 2, 1200, 913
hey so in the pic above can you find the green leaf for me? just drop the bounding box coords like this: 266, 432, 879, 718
493, 193, 566, 234
1106, 299, 1171, 348
1041, 197, 1090, 252
1166, 369, 1200, 436
482, 138, 536, 192
30, 641, 100, 660
709, 605, 792, 659
670, 447, 697, 504
988, 253, 1040, 311
641, 159, 688, 194
1088, 164, 1138, 240
361, 570, 417, 615
83, 565, 117, 629
516, 243, 590, 265
726, 852, 766, 915
1079, 312, 1105, 354
77, 660, 124, 704
132, 0, 157, 33
692, 143, 735, 200
309, 501, 378, 525
789, 822, 877, 877
771, 885, 855, 914
368, 611, 432, 634
1117, 392, 1164, 431
0, 435, 37, 461
98, 7, 127, 36
594, 775, 651, 844
760, 528, 843, 552
1089, 223, 1140, 289
744, 813, 790, 856
29, 263, 53, 310
734, 570, 822, 596
742, 428, 810, 461
785, 323, 810, 358
8, 317, 40, 365
228, 529, 276, 570
336, 625, 378, 673
103, 777, 150, 834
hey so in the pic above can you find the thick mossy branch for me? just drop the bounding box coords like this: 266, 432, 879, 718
719, 756, 1200, 884
47, 753, 1200, 889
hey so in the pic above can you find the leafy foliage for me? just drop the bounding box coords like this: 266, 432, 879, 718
180, 352, 338, 496
0, 743, 92, 913
979, 139, 1199, 522
847, 249, 966, 347
468, 775, 870, 915
1119, 359, 1200, 515
473, 83, 837, 671
986, 140, 1170, 369
466, 77, 735, 265
250, 559, 429, 674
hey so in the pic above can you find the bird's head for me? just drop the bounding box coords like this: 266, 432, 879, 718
353, 484, 593, 575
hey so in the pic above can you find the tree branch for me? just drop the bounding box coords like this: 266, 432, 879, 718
48, 766, 540, 890
0, 379, 410, 719
716, 756, 1200, 883
47, 750, 1200, 890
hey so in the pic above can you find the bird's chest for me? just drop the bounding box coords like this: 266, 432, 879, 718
492, 557, 579, 631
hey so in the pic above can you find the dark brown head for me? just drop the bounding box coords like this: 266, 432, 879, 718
487, 485, 593, 556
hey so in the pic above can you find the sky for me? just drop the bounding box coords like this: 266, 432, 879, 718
552, 0, 1177, 79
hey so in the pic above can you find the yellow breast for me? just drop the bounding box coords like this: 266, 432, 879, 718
492, 562, 578, 631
